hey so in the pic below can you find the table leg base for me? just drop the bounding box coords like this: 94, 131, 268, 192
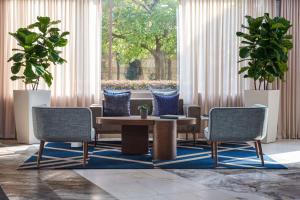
122, 125, 149, 155
153, 120, 177, 160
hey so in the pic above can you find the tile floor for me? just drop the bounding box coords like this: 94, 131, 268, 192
0, 140, 300, 200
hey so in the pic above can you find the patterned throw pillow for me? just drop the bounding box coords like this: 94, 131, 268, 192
152, 93, 179, 116
103, 91, 131, 116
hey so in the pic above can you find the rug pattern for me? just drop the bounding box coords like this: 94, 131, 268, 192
19, 141, 286, 169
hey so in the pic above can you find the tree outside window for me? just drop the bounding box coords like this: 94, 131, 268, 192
102, 0, 178, 90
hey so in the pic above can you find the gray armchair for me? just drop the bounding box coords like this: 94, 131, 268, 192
32, 107, 94, 167
204, 107, 268, 167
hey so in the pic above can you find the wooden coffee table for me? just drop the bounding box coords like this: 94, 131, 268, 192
96, 116, 197, 160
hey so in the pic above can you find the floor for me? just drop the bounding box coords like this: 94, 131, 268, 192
0, 140, 300, 200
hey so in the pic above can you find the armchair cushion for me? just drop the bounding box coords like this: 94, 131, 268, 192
185, 105, 201, 118
90, 104, 103, 130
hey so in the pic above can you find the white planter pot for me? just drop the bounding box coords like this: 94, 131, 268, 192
244, 90, 280, 143
13, 90, 51, 144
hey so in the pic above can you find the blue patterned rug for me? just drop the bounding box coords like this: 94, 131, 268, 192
0, 186, 8, 200
19, 141, 286, 169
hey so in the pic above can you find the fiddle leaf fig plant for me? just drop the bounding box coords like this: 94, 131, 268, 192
8, 16, 69, 90
237, 13, 293, 90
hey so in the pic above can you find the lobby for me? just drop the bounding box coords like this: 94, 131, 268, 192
0, 0, 300, 199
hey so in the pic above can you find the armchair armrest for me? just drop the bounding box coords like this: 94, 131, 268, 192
184, 105, 201, 118
90, 104, 103, 130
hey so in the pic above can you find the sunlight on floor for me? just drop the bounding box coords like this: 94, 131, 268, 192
267, 151, 300, 164
262, 140, 300, 166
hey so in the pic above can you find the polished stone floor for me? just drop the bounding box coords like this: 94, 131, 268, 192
0, 140, 300, 200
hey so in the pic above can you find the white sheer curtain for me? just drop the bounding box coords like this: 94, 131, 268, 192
179, 0, 275, 114
0, 0, 102, 138
278, 0, 300, 139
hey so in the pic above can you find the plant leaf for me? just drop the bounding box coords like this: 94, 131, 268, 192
48, 28, 60, 33
37, 16, 50, 25
34, 44, 48, 58
239, 47, 250, 58
10, 75, 25, 81
49, 20, 61, 25
236, 32, 244, 36
56, 38, 68, 47
23, 64, 37, 79
27, 22, 39, 29
61, 31, 70, 37
8, 53, 24, 62
42, 71, 53, 87
11, 63, 22, 74
238, 67, 249, 74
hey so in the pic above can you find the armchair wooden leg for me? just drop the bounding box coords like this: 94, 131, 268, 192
83, 142, 88, 166
257, 140, 264, 166
213, 142, 218, 168
211, 142, 214, 158
185, 132, 188, 140
37, 140, 45, 168
254, 141, 259, 158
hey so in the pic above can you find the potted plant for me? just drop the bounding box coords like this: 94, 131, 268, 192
237, 13, 293, 143
8, 16, 69, 144
138, 105, 149, 119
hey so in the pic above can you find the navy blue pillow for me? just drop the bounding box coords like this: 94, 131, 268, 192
103, 91, 131, 116
152, 93, 179, 116
151, 90, 178, 116
150, 89, 178, 96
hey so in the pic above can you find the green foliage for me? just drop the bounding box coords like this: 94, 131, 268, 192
138, 105, 149, 111
102, 80, 177, 90
102, 0, 177, 79
8, 16, 69, 90
237, 13, 293, 90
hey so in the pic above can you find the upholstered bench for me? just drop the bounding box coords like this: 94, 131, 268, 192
90, 98, 201, 144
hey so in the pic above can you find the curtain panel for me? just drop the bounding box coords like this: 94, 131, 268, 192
278, 0, 300, 139
0, 0, 102, 138
179, 0, 275, 114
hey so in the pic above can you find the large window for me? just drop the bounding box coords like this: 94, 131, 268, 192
102, 0, 178, 90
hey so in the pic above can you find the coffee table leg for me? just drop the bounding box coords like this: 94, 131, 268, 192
153, 120, 177, 160
122, 125, 149, 155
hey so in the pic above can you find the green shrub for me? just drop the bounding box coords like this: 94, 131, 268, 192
102, 80, 177, 90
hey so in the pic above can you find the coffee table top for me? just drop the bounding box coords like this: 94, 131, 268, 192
97, 116, 198, 126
